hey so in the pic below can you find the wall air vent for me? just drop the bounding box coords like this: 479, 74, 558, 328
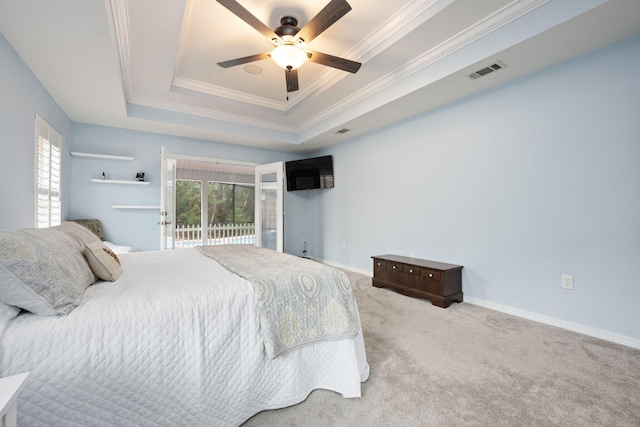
335, 128, 351, 135
469, 61, 506, 80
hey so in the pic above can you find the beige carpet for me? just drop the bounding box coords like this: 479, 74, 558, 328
243, 270, 640, 426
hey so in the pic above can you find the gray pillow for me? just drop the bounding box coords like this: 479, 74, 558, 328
0, 227, 95, 315
68, 219, 106, 241
54, 221, 102, 250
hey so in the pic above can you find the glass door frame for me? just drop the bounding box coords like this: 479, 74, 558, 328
160, 147, 176, 250
255, 162, 284, 252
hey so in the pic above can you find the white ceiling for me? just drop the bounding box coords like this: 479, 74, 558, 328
1, 0, 639, 153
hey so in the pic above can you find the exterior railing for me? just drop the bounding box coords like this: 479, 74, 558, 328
174, 223, 255, 248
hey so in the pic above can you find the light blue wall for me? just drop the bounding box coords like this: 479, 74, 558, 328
70, 124, 303, 251
315, 35, 640, 340
3, 25, 639, 342
0, 33, 72, 230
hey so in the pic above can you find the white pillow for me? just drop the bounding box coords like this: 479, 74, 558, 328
83, 241, 123, 281
103, 241, 135, 254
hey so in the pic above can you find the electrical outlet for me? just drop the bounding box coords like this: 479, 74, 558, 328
562, 274, 574, 290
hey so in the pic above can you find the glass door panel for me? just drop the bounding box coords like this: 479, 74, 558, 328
160, 147, 176, 250
255, 162, 283, 252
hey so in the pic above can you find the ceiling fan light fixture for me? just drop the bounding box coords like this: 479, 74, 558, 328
271, 44, 308, 70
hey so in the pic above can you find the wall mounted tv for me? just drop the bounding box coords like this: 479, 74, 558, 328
285, 155, 334, 191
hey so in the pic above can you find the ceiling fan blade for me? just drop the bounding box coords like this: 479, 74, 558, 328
295, 0, 352, 44
217, 52, 271, 68
216, 0, 281, 42
285, 69, 299, 92
307, 50, 361, 73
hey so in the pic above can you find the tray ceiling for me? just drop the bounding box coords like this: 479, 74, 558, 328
1, 0, 639, 153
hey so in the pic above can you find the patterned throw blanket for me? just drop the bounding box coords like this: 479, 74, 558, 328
196, 245, 360, 358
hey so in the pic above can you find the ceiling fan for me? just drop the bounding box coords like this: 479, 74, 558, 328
216, 0, 361, 95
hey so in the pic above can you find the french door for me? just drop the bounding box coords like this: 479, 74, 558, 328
160, 150, 283, 252
160, 147, 176, 250
255, 162, 284, 252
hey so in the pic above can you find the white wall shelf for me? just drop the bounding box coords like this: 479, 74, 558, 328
112, 205, 160, 210
71, 152, 134, 161
90, 179, 150, 185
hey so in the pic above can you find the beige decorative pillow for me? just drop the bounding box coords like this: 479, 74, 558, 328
84, 241, 123, 281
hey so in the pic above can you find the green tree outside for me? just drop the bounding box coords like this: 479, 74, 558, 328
176, 180, 254, 226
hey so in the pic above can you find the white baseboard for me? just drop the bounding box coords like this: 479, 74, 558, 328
464, 296, 640, 350
320, 259, 372, 277
318, 258, 640, 350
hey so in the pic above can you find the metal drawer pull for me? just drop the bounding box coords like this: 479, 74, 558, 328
429, 273, 433, 277
377, 262, 381, 266
392, 265, 397, 269
409, 269, 413, 273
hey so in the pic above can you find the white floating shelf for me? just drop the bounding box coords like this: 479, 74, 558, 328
72, 152, 134, 161
112, 205, 161, 210
90, 179, 150, 185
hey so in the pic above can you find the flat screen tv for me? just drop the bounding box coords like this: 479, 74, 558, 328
285, 155, 334, 191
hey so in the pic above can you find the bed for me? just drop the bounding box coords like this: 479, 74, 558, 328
0, 222, 369, 426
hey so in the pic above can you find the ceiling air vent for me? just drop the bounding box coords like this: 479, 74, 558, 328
469, 61, 506, 80
335, 128, 351, 135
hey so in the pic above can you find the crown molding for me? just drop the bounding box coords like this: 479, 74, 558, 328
353, 0, 454, 63
110, 0, 550, 141
296, 0, 550, 133
128, 95, 298, 134
107, 0, 135, 101
171, 76, 289, 111
121, 0, 451, 111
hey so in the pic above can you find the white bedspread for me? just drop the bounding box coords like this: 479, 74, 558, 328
0, 249, 369, 426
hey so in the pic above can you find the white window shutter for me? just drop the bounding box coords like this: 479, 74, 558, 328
35, 115, 62, 228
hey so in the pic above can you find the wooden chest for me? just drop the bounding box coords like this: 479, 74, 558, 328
372, 255, 463, 308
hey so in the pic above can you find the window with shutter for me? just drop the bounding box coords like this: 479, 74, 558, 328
35, 115, 62, 228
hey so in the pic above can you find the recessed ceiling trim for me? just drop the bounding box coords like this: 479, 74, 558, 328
282, 1, 455, 111
172, 0, 198, 84
128, 95, 298, 134
296, 0, 550, 134
135, 0, 551, 138
107, 0, 135, 102
110, 0, 552, 143
355, 0, 455, 64
287, 0, 456, 108
168, 0, 454, 111
401, 0, 551, 76
171, 76, 288, 111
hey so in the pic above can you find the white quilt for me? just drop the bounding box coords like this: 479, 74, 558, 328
0, 249, 369, 426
